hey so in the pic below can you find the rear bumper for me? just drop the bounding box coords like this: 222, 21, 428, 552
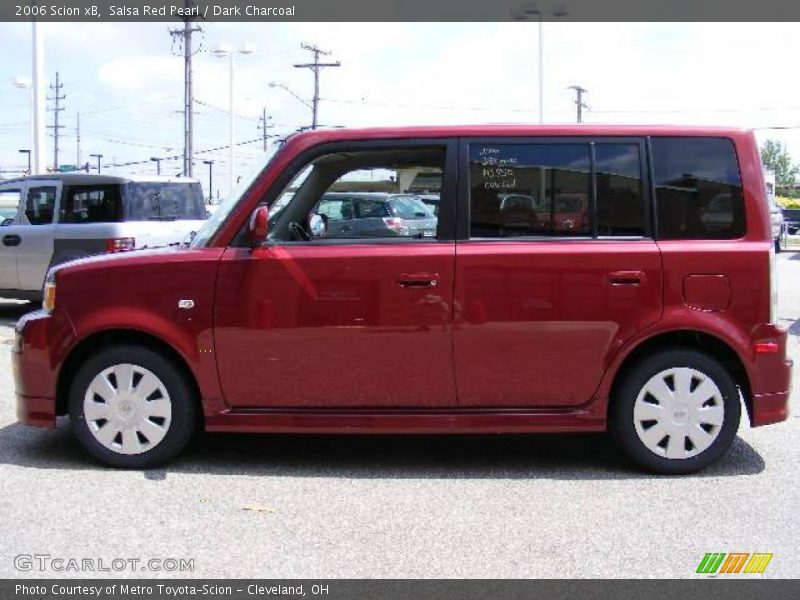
746, 324, 793, 427
751, 388, 792, 427
15, 394, 56, 428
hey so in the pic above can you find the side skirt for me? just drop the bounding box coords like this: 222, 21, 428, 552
204, 407, 607, 434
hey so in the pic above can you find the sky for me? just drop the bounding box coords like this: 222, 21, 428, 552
1, 21, 800, 198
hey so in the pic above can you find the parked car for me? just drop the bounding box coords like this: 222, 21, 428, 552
315, 192, 437, 238
768, 196, 784, 252
13, 125, 792, 474
783, 207, 800, 236
0, 173, 207, 299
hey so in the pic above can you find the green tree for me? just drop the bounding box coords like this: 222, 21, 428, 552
760, 139, 799, 188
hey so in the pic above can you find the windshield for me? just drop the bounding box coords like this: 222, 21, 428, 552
124, 182, 206, 221
389, 196, 435, 219
190, 152, 279, 248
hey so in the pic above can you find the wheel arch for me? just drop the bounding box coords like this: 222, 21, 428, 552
55, 328, 203, 422
606, 329, 753, 425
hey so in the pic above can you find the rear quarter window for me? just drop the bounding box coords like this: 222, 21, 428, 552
652, 137, 745, 240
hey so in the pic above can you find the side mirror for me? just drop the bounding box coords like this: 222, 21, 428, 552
247, 206, 269, 246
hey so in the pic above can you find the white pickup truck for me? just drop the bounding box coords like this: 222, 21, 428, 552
0, 173, 208, 299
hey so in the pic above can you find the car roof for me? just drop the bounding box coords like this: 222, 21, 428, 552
0, 173, 200, 186
288, 124, 751, 146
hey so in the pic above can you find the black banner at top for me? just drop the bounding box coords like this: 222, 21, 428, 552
5, 0, 800, 22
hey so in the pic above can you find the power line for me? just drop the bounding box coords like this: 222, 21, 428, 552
294, 43, 340, 129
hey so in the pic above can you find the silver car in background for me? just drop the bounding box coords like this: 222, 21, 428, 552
315, 192, 438, 239
0, 173, 208, 299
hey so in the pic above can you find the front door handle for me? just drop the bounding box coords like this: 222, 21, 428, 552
607, 270, 645, 286
2, 234, 20, 247
398, 273, 439, 288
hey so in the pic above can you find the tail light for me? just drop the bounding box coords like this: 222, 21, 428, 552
383, 217, 409, 236
106, 237, 136, 253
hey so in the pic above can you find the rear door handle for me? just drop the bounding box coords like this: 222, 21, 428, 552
607, 270, 645, 286
2, 235, 20, 247
398, 273, 439, 288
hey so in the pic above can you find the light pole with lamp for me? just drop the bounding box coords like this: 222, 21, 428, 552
18, 149, 31, 175
511, 2, 569, 123
212, 42, 256, 198
150, 157, 162, 175
203, 160, 214, 202
90, 153, 103, 174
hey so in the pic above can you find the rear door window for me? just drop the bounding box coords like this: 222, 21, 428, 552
651, 137, 745, 239
62, 185, 122, 223
468, 143, 592, 237
124, 182, 207, 221
595, 143, 645, 236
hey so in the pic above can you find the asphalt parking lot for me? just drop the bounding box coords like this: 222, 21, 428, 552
0, 255, 798, 579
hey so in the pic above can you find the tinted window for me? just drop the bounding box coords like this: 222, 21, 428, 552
595, 144, 645, 236
124, 182, 207, 221
62, 185, 122, 223
355, 198, 390, 219
25, 186, 57, 225
652, 137, 745, 239
469, 144, 591, 237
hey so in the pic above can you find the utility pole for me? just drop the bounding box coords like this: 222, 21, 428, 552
170, 1, 202, 177
258, 108, 272, 152
294, 43, 340, 129
47, 71, 65, 171
568, 85, 588, 123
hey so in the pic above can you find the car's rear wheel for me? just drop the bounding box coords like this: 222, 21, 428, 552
610, 349, 740, 474
69, 345, 197, 468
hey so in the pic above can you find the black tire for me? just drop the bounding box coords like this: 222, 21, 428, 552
68, 345, 197, 468
610, 349, 741, 475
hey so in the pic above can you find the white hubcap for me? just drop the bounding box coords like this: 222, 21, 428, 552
634, 367, 725, 460
83, 363, 172, 455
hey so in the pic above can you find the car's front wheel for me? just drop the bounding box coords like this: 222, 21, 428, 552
610, 349, 740, 474
69, 345, 197, 468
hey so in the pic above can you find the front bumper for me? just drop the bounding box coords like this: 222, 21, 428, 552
12, 309, 75, 429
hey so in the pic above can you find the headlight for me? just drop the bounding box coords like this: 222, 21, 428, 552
42, 274, 57, 313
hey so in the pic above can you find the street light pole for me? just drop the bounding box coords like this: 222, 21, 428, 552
512, 2, 569, 124
90, 153, 103, 174
32, 21, 46, 173
213, 43, 255, 199
18, 149, 31, 175
150, 157, 162, 175
203, 160, 214, 202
